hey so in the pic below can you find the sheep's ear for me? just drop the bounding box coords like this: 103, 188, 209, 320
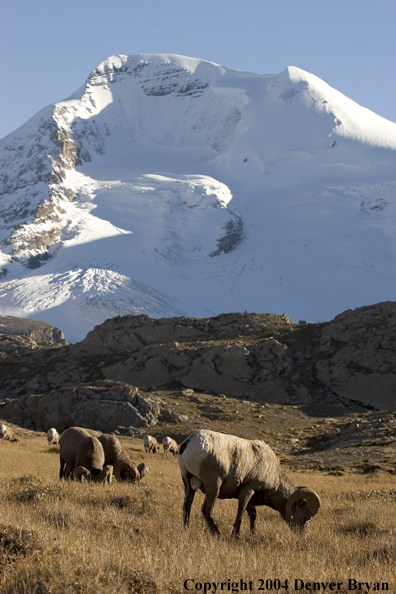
73, 466, 91, 482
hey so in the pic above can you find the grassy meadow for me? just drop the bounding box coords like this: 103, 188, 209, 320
0, 433, 395, 593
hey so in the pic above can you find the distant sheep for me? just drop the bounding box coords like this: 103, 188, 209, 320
178, 429, 320, 537
162, 436, 178, 458
144, 435, 160, 454
0, 423, 19, 442
47, 428, 60, 445
59, 427, 109, 482
95, 433, 148, 483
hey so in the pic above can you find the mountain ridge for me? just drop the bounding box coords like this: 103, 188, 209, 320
1, 54, 396, 341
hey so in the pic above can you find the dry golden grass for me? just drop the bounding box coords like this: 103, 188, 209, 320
0, 434, 395, 593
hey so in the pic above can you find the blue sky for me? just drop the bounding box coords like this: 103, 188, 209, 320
1, 0, 395, 139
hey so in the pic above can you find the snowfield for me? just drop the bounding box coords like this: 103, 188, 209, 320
1, 54, 396, 341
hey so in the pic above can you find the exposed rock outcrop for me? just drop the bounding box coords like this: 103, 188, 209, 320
0, 380, 177, 433
0, 302, 395, 433
78, 311, 294, 404
77, 304, 396, 410
0, 315, 67, 347
315, 303, 396, 409
0, 108, 79, 265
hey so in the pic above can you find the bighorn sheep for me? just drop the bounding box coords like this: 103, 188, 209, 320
59, 427, 110, 482
162, 436, 178, 458
47, 428, 60, 445
0, 423, 19, 442
144, 435, 160, 454
95, 433, 148, 483
178, 429, 320, 537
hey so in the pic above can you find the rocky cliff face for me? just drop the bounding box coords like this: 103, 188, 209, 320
0, 302, 395, 435
0, 380, 187, 434
0, 315, 67, 348
77, 301, 396, 410
0, 108, 78, 267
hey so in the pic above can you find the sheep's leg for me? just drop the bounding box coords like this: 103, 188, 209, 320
201, 479, 222, 536
182, 477, 196, 528
246, 500, 257, 535
231, 486, 255, 538
59, 457, 66, 480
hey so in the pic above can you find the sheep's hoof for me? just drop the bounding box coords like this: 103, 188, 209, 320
231, 529, 240, 539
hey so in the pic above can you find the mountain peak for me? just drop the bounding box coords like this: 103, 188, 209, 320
1, 54, 396, 341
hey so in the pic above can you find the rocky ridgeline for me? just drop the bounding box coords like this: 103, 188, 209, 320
0, 302, 395, 433
0, 380, 186, 435
79, 311, 295, 403
0, 315, 67, 350
316, 304, 396, 409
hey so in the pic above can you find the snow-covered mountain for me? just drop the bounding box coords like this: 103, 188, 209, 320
1, 54, 396, 342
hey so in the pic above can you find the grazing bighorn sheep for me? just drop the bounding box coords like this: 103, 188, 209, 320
144, 435, 160, 454
47, 428, 60, 445
162, 436, 178, 458
178, 429, 320, 537
95, 433, 148, 483
0, 423, 19, 442
59, 427, 110, 482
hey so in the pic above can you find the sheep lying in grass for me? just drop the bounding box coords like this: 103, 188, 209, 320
95, 433, 148, 483
47, 428, 60, 445
162, 436, 178, 458
178, 429, 320, 538
0, 423, 19, 442
144, 435, 160, 454
59, 427, 110, 482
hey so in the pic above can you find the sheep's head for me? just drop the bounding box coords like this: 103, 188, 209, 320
137, 463, 149, 480
285, 487, 321, 532
73, 466, 91, 482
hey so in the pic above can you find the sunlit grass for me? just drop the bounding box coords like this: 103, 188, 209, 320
0, 435, 395, 593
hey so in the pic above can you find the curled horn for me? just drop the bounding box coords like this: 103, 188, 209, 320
73, 466, 91, 482
114, 462, 140, 482
286, 487, 321, 518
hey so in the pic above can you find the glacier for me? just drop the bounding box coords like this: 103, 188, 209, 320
1, 54, 396, 342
